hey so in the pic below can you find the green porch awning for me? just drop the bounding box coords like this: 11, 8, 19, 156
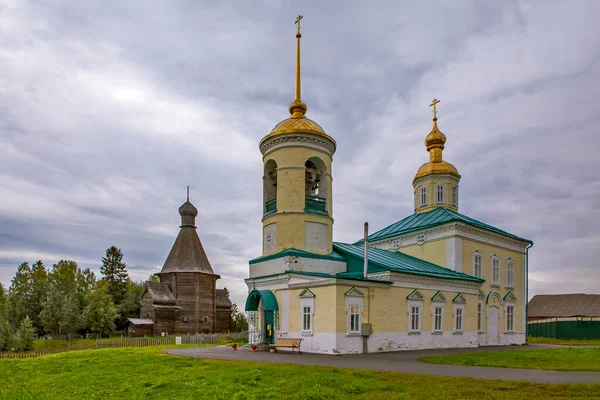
245, 290, 279, 311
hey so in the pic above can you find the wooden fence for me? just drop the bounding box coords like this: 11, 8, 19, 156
0, 331, 248, 359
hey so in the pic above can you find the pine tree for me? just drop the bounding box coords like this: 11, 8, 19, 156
84, 281, 118, 337
100, 247, 130, 305
116, 281, 143, 328
16, 316, 36, 352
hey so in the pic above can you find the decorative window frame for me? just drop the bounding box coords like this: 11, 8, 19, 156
435, 183, 445, 204
451, 185, 458, 206
432, 304, 444, 333
299, 288, 315, 334
408, 301, 422, 333
491, 255, 500, 286
506, 258, 515, 288
504, 291, 516, 333
453, 293, 466, 334
345, 287, 364, 335
472, 251, 483, 279
477, 301, 483, 332
407, 289, 424, 333
420, 186, 428, 206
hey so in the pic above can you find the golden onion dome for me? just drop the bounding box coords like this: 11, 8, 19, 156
413, 98, 461, 184
413, 160, 461, 182
260, 99, 336, 145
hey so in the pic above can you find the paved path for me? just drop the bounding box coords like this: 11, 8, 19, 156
166, 345, 600, 384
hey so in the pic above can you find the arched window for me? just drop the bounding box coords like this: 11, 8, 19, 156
420, 186, 428, 206
472, 251, 483, 278
506, 259, 514, 288
491, 256, 500, 286
436, 184, 445, 204
263, 160, 278, 215
305, 157, 329, 214
451, 185, 458, 206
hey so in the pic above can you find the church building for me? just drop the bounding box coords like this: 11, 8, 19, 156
244, 17, 533, 354
128, 194, 232, 336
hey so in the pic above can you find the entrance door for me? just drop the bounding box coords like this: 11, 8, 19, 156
264, 310, 275, 344
486, 306, 499, 345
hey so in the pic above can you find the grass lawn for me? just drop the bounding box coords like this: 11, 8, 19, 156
32, 337, 245, 351
1, 348, 599, 399
528, 337, 600, 346
420, 348, 600, 371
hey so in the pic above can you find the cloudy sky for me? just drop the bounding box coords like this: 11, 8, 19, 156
1, 0, 598, 308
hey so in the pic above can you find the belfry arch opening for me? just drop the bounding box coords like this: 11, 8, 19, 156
305, 157, 329, 214
263, 159, 278, 215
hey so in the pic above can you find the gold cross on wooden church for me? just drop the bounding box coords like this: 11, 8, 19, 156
430, 98, 440, 119
295, 15, 303, 34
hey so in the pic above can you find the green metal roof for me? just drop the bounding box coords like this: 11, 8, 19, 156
246, 270, 393, 285
249, 248, 346, 265
245, 290, 279, 311
354, 207, 532, 244
333, 242, 484, 283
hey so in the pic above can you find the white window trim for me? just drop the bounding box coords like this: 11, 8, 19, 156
435, 183, 445, 204
491, 256, 500, 286
505, 304, 515, 333
450, 185, 458, 206
477, 301, 483, 332
453, 305, 464, 333
472, 251, 482, 279
408, 302, 422, 332
432, 304, 444, 332
348, 304, 362, 334
301, 305, 312, 333
506, 259, 515, 288
300, 296, 314, 334
420, 186, 428, 206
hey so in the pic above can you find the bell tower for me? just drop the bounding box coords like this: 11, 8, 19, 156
259, 16, 336, 256
413, 99, 461, 214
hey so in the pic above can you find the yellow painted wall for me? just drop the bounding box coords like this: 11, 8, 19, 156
368, 287, 478, 333
262, 145, 334, 255
400, 239, 447, 268
461, 238, 525, 332
287, 289, 300, 333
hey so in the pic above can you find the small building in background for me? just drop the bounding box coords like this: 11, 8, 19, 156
128, 197, 232, 336
528, 294, 600, 339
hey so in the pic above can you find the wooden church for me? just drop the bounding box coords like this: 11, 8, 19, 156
127, 196, 232, 336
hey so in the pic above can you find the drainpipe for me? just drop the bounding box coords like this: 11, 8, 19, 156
525, 242, 534, 342
363, 222, 369, 354
363, 222, 369, 279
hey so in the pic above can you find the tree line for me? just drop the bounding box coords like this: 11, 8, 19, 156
0, 246, 247, 351
0, 246, 143, 351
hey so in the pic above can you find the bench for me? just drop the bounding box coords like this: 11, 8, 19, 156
266, 338, 303, 354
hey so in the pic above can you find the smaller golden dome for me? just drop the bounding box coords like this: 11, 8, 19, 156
413, 160, 461, 182
425, 120, 446, 152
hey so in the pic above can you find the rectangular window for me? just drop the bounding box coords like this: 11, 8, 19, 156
349, 305, 361, 334
433, 306, 443, 331
477, 303, 482, 331
410, 305, 421, 332
506, 305, 514, 332
302, 306, 312, 332
436, 184, 445, 204
455, 308, 463, 332
420, 186, 428, 206
451, 185, 457, 206
492, 257, 500, 285
473, 254, 482, 278
507, 260, 514, 287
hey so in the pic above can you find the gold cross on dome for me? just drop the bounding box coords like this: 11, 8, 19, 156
295, 15, 303, 34
430, 98, 440, 119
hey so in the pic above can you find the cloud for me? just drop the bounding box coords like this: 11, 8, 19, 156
1, 0, 599, 308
